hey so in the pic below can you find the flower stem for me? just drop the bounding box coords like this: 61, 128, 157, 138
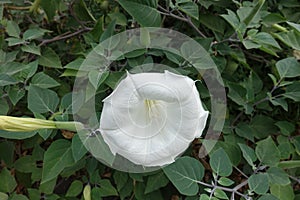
54, 121, 85, 132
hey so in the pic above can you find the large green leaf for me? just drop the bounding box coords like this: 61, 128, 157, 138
21, 43, 41, 55
0, 130, 37, 140
66, 180, 83, 197
31, 72, 60, 89
0, 74, 17, 86
14, 155, 36, 173
270, 184, 295, 200
258, 194, 279, 200
266, 167, 290, 186
177, 1, 199, 20
27, 85, 59, 113
248, 173, 269, 195
145, 171, 169, 194
238, 143, 257, 167
118, 0, 161, 27
42, 139, 75, 183
274, 30, 300, 50
6, 20, 20, 38
0, 168, 17, 193
209, 148, 232, 176
276, 57, 300, 79
163, 156, 204, 196
71, 134, 88, 162
38, 47, 62, 68
255, 136, 280, 166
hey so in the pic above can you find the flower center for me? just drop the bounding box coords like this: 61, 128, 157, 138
144, 99, 159, 118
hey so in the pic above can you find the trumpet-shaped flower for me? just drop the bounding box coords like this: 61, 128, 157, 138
99, 70, 209, 167
0, 116, 83, 132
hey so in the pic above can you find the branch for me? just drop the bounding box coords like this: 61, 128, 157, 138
157, 5, 207, 38
39, 27, 91, 46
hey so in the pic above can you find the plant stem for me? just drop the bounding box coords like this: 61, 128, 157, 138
195, 179, 250, 199
54, 121, 85, 132
157, 5, 207, 38
39, 27, 91, 46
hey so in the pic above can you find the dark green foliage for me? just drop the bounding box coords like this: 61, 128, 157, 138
0, 0, 299, 199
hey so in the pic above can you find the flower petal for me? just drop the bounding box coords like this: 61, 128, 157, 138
99, 70, 209, 167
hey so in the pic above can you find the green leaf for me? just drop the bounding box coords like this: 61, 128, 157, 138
38, 47, 62, 68
235, 123, 255, 142
210, 148, 232, 176
28, 85, 59, 113
71, 134, 88, 162
218, 177, 234, 186
88, 71, 109, 89
278, 160, 300, 169
134, 182, 163, 200
274, 30, 300, 50
0, 192, 8, 200
42, 139, 75, 183
238, 143, 257, 167
292, 136, 300, 155
21, 43, 41, 55
97, 179, 118, 197
248, 173, 269, 195
282, 82, 300, 101
255, 136, 280, 166
199, 14, 226, 34
270, 184, 295, 200
0, 98, 9, 115
40, 0, 60, 20
118, 0, 161, 27
40, 177, 57, 194
27, 189, 41, 200
177, 1, 199, 20
0, 74, 17, 86
200, 194, 218, 200
266, 167, 290, 186
99, 20, 117, 43
163, 156, 204, 196
258, 194, 279, 200
145, 171, 169, 194
250, 115, 277, 139
276, 57, 300, 78
10, 194, 29, 200
270, 97, 288, 111
243, 0, 265, 26
287, 21, 300, 32
7, 86, 26, 105
23, 28, 49, 40
226, 82, 247, 106
214, 188, 228, 199
0, 141, 15, 167
0, 168, 17, 193
252, 32, 281, 49
6, 37, 25, 46
66, 180, 83, 197
72, 0, 96, 22
275, 121, 295, 136
6, 20, 20, 38
14, 155, 36, 173
0, 130, 37, 140
31, 72, 60, 89
113, 171, 128, 192
221, 9, 246, 39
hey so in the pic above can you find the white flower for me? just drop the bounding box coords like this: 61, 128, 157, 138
99, 70, 209, 167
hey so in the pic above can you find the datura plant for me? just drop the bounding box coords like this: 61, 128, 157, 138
0, 71, 209, 167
